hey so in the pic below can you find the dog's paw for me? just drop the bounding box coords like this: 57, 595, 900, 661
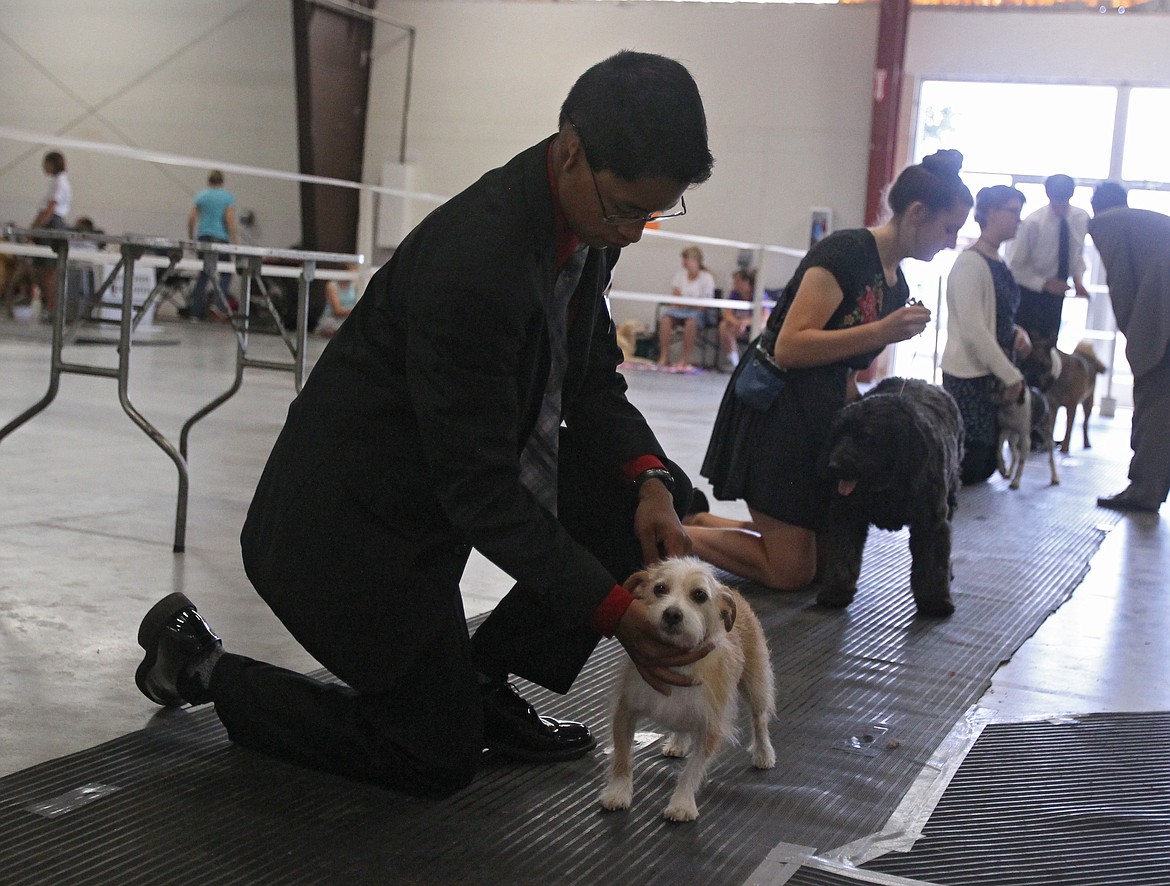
752, 741, 776, 770
599, 778, 632, 811
815, 584, 856, 609
662, 797, 699, 822
661, 734, 691, 758
915, 595, 955, 618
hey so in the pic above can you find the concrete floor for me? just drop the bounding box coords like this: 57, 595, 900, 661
1, 312, 1166, 781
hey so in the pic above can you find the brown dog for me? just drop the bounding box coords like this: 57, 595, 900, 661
599, 557, 775, 822
1028, 340, 1107, 453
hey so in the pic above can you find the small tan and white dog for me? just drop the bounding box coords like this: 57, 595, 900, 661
599, 557, 776, 822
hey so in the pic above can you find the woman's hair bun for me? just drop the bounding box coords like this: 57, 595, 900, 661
921, 149, 964, 179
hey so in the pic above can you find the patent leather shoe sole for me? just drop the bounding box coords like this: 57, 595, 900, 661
485, 716, 597, 762
135, 592, 219, 706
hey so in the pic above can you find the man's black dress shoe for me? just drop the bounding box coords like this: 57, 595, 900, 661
135, 592, 221, 706
1097, 490, 1160, 514
481, 681, 595, 762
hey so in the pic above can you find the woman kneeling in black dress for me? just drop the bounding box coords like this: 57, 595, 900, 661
690, 151, 973, 590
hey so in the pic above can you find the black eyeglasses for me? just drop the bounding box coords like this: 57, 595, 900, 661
566, 116, 687, 225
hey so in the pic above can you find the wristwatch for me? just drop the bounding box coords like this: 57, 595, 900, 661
633, 467, 675, 495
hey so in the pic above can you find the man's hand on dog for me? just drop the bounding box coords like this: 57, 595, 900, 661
613, 599, 714, 696
633, 478, 691, 566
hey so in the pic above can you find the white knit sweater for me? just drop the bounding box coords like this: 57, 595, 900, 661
941, 249, 1024, 385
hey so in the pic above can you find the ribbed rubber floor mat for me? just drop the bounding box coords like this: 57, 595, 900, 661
0, 465, 1123, 885
859, 712, 1170, 885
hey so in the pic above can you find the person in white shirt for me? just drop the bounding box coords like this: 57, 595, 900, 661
1008, 173, 1089, 348
30, 151, 72, 320
942, 185, 1033, 484
657, 245, 715, 370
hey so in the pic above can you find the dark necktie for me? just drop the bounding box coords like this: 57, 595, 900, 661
1056, 214, 1070, 282
518, 245, 588, 515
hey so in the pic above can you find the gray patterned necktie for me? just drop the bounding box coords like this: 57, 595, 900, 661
518, 245, 589, 514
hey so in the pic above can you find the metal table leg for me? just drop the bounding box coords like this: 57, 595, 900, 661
110, 244, 190, 553
0, 240, 69, 442
179, 257, 314, 466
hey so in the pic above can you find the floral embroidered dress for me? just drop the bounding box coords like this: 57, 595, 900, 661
702, 229, 909, 531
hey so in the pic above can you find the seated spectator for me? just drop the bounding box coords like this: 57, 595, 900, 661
67, 216, 102, 313
718, 267, 759, 371
315, 263, 360, 337
657, 245, 715, 369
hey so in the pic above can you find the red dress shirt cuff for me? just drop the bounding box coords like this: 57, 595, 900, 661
591, 584, 635, 637
622, 455, 666, 484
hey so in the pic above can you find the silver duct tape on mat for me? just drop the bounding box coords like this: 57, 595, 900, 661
819, 706, 993, 867
25, 782, 122, 819
788, 857, 942, 885
744, 843, 817, 885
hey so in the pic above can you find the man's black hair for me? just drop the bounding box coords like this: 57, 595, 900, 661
559, 50, 713, 186
1091, 181, 1128, 215
1045, 174, 1076, 202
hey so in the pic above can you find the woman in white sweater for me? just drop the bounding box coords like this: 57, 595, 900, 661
941, 185, 1032, 484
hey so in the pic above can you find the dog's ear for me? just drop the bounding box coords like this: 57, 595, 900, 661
622, 570, 651, 595
894, 402, 929, 480
718, 589, 737, 634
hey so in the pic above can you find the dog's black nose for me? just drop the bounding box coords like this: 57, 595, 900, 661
662, 606, 683, 627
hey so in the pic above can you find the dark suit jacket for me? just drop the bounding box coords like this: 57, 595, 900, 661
1088, 207, 1170, 378
242, 137, 669, 644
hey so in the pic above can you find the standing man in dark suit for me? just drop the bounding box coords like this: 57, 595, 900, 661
134, 51, 715, 797
1088, 182, 1170, 514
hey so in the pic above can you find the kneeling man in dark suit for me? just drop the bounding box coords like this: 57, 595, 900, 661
134, 50, 716, 797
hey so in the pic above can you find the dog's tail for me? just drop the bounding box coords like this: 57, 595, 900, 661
1074, 340, 1107, 374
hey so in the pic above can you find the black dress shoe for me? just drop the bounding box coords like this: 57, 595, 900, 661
135, 592, 221, 706
1097, 490, 1160, 514
481, 681, 595, 762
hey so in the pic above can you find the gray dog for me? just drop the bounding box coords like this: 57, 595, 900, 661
815, 377, 963, 617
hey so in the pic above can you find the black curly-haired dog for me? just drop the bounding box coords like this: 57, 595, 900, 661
815, 377, 963, 617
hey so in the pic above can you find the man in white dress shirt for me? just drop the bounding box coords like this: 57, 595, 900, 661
1009, 173, 1089, 345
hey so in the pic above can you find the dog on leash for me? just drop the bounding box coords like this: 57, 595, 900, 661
599, 557, 775, 822
815, 378, 963, 617
997, 383, 1058, 489
1024, 340, 1107, 453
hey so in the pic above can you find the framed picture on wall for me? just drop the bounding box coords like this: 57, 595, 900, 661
809, 207, 832, 248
